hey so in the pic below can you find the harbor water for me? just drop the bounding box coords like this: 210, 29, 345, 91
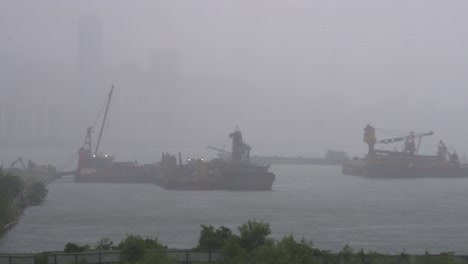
1, 165, 468, 254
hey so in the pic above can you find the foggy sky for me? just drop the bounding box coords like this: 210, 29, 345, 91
1, 0, 468, 164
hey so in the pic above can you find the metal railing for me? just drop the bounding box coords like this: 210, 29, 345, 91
0, 250, 223, 264
2, 251, 468, 264
0, 255, 35, 264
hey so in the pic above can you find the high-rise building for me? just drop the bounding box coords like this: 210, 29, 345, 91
47, 105, 60, 146
4, 103, 17, 145
0, 104, 3, 143
76, 15, 105, 128
149, 49, 179, 88
78, 15, 103, 74
149, 50, 181, 147
33, 105, 47, 142
77, 15, 103, 95
17, 106, 33, 145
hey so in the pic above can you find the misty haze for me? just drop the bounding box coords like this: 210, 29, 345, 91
1, 0, 468, 261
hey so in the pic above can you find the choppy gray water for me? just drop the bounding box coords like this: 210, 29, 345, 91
1, 165, 468, 254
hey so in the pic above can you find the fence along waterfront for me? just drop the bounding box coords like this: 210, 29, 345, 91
2, 251, 468, 264
0, 250, 224, 264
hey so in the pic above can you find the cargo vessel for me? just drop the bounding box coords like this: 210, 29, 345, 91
75, 86, 156, 183
155, 129, 275, 190
342, 124, 467, 178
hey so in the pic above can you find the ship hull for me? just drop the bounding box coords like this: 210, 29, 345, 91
155, 165, 275, 191
342, 159, 468, 178
75, 165, 156, 183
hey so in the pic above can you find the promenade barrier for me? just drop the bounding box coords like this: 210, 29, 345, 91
1, 250, 223, 264
0, 255, 34, 264
1, 251, 467, 264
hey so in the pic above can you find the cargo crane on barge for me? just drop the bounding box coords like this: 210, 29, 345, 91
75, 86, 156, 183
364, 124, 434, 156
76, 87, 115, 178
342, 124, 466, 178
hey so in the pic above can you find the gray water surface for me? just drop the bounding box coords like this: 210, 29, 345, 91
1, 165, 468, 254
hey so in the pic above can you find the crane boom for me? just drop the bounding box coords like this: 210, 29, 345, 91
377, 131, 434, 144
207, 146, 231, 154
10, 157, 26, 169
94, 85, 114, 156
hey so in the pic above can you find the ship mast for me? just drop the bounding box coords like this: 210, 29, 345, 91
83, 126, 93, 155
94, 85, 114, 156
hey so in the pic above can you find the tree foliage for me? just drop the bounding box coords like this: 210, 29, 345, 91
95, 237, 116, 251
248, 235, 318, 264
0, 170, 23, 201
415, 252, 456, 264
0, 170, 24, 228
238, 220, 272, 253
138, 251, 177, 264
118, 234, 166, 263
28, 182, 48, 205
35, 220, 467, 264
195, 220, 325, 264
197, 225, 233, 250
64, 242, 90, 253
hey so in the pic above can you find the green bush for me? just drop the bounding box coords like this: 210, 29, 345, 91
29, 182, 48, 205
222, 236, 247, 264
238, 220, 272, 253
137, 251, 177, 264
0, 171, 23, 201
64, 242, 89, 253
0, 170, 24, 228
95, 237, 116, 250
248, 235, 318, 264
118, 234, 166, 263
55, 221, 468, 264
197, 225, 233, 250
415, 252, 456, 264
35, 253, 48, 264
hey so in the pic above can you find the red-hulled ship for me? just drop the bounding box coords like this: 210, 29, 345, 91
75, 86, 156, 183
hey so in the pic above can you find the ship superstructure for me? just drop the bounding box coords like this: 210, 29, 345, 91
156, 129, 275, 190
342, 125, 465, 178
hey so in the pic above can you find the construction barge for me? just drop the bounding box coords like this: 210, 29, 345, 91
342, 125, 468, 178
155, 130, 275, 190
75, 86, 156, 183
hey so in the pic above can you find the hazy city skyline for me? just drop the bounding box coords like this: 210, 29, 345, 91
1, 0, 468, 165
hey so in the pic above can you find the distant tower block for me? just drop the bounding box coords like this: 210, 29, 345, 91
150, 50, 180, 145
17, 106, 33, 144
47, 106, 60, 143
77, 15, 103, 88
33, 106, 47, 140
150, 49, 180, 88
4, 103, 17, 144
0, 103, 3, 143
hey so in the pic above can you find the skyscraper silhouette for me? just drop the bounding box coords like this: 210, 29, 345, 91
77, 15, 103, 97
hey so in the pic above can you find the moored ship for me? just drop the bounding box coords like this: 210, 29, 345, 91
155, 129, 275, 190
75, 86, 156, 183
342, 124, 467, 178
